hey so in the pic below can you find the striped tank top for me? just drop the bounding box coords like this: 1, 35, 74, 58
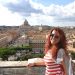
44, 50, 64, 75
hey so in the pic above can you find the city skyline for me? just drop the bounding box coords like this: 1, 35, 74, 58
0, 0, 75, 27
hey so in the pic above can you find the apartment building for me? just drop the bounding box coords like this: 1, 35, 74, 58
29, 35, 46, 53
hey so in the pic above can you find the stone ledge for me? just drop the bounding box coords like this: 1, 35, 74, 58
0, 60, 75, 68
0, 61, 28, 68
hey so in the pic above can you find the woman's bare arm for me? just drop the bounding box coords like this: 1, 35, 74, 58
61, 60, 67, 75
27, 58, 45, 66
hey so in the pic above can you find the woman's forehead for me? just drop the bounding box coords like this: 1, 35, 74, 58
52, 30, 56, 34
52, 30, 59, 35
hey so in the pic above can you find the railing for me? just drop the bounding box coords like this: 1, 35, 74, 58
0, 67, 45, 75
0, 61, 45, 75
0, 60, 75, 75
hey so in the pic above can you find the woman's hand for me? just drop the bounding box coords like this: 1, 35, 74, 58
27, 62, 35, 67
27, 58, 45, 67
27, 58, 36, 67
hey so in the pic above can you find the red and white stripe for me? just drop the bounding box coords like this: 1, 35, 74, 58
44, 51, 64, 75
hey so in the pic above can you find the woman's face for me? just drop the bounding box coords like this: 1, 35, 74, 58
50, 30, 60, 45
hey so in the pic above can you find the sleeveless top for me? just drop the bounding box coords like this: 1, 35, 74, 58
44, 48, 65, 75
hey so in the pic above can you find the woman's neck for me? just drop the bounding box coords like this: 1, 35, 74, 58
51, 45, 58, 49
50, 45, 58, 59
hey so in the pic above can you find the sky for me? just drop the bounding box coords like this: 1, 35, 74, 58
0, 0, 75, 27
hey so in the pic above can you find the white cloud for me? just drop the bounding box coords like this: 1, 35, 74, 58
0, 0, 75, 26
42, 1, 75, 17
0, 0, 18, 4
28, 1, 75, 26
0, 4, 23, 26
29, 0, 44, 10
64, 1, 75, 16
26, 13, 54, 25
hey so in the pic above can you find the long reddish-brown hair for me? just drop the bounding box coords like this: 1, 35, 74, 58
44, 27, 68, 58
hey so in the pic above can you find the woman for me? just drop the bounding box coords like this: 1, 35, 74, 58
27, 27, 70, 75
44, 27, 69, 75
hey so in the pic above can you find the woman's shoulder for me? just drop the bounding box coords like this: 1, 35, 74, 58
58, 48, 65, 53
59, 48, 64, 51
57, 48, 65, 56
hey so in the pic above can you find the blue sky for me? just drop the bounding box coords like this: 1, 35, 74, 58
0, 0, 75, 27
33, 0, 74, 6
